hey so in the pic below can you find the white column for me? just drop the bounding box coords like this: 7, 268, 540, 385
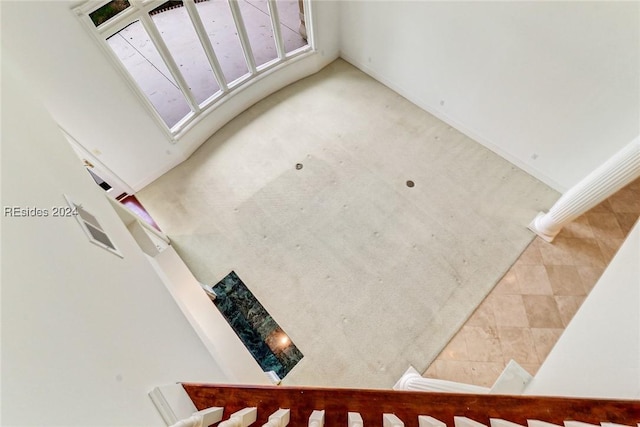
393, 366, 490, 393
529, 137, 640, 242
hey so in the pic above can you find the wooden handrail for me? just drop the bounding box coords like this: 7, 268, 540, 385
182, 383, 640, 426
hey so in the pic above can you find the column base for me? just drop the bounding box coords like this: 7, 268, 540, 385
527, 212, 560, 243
393, 366, 421, 390
393, 366, 490, 393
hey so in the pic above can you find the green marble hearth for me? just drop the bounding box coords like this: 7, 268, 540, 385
211, 271, 303, 379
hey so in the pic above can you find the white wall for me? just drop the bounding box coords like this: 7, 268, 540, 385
339, 1, 640, 192
148, 247, 269, 385
2, 1, 636, 193
1, 54, 228, 426
524, 220, 640, 398
0, 0, 340, 191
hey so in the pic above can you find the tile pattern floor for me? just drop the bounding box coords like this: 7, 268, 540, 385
423, 177, 640, 387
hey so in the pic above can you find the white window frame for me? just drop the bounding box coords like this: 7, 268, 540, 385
73, 0, 314, 140
65, 194, 124, 258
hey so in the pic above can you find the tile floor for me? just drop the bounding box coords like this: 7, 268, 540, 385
423, 177, 640, 387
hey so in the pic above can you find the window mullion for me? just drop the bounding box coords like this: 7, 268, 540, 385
302, 0, 313, 49
227, 0, 257, 75
267, 0, 285, 60
139, 12, 200, 113
183, 0, 229, 92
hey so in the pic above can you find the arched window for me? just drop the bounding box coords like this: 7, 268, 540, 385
75, 0, 311, 133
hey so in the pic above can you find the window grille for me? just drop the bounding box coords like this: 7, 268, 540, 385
74, 0, 312, 135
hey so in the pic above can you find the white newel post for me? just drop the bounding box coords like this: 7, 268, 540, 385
529, 137, 640, 242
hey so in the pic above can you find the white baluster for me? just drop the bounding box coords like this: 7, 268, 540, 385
219, 407, 257, 427
169, 414, 204, 427
348, 412, 363, 427
491, 419, 525, 427
199, 407, 224, 426
263, 409, 290, 427
383, 414, 405, 427
565, 422, 600, 427
528, 421, 562, 427
168, 406, 224, 427
418, 416, 446, 427
308, 410, 325, 427
455, 417, 488, 427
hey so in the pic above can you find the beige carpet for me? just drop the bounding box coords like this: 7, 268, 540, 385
138, 59, 559, 388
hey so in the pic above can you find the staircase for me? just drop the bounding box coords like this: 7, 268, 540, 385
150, 382, 640, 427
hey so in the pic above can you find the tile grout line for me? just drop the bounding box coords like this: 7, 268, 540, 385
423, 177, 640, 387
